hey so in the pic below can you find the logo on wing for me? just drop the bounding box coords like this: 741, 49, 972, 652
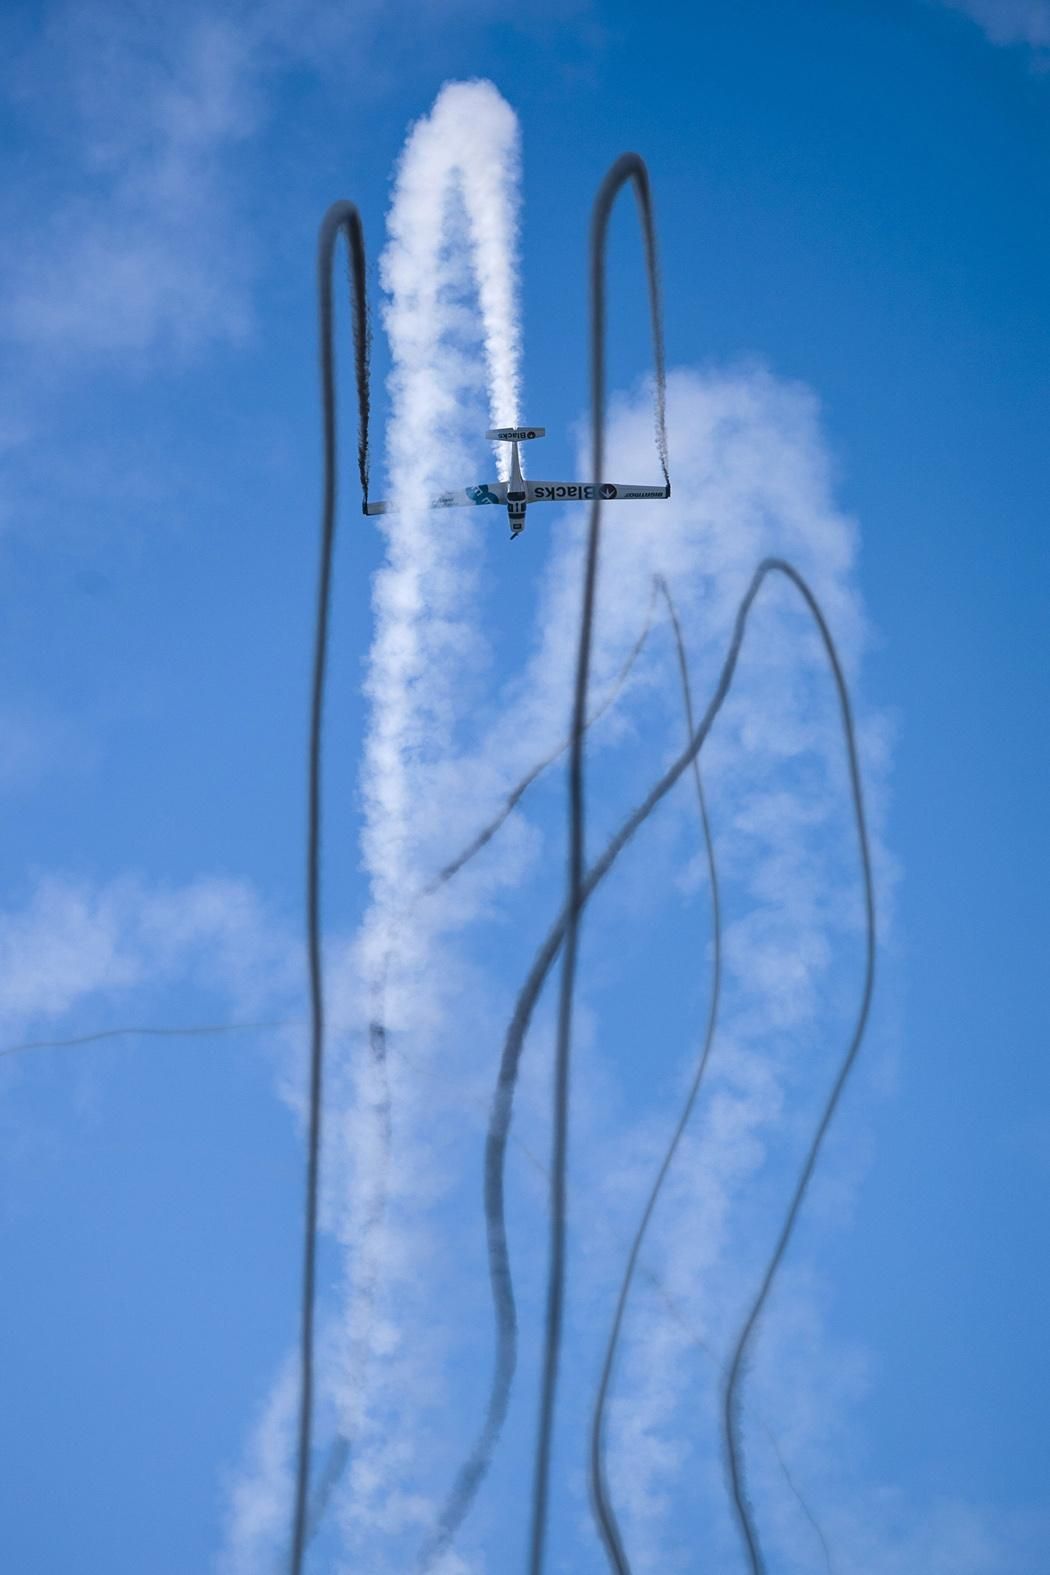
600, 484, 618, 500
466, 485, 501, 505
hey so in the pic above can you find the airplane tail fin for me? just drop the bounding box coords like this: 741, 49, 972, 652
486, 426, 545, 442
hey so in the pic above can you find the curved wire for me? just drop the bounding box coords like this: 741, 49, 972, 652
289, 197, 370, 1575
531, 149, 668, 1575
588, 575, 722, 1572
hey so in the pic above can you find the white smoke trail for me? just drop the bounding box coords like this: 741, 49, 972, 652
323, 80, 529, 1574
362, 77, 521, 930
217, 78, 526, 1575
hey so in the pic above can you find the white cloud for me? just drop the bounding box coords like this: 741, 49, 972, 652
217, 1354, 298, 1575
0, 707, 88, 792
2, 4, 262, 360
0, 871, 298, 1031
0, 0, 568, 368
937, 0, 1050, 53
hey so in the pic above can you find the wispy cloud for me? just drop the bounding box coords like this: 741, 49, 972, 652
0, 0, 558, 371
0, 871, 297, 1032
1, 3, 264, 362
218, 1354, 298, 1575
936, 0, 1050, 56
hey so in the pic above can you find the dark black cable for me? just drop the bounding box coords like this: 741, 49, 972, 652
438, 556, 870, 1571
289, 197, 370, 1575
530, 150, 667, 1575
589, 575, 722, 1573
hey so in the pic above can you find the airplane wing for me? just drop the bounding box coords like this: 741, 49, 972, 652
364, 482, 507, 516
526, 481, 670, 503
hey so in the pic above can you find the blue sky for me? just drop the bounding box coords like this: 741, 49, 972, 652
0, 2, 1047, 1572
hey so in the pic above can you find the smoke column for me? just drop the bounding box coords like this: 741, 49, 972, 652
326, 80, 528, 1570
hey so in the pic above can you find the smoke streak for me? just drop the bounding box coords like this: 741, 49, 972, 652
588, 575, 722, 1574
222, 86, 879, 1575
292, 85, 521, 1565
720, 583, 876, 1574
303, 582, 656, 1555
319, 80, 528, 1570
445, 556, 872, 1572
0, 1020, 293, 1059
532, 151, 668, 1575
290, 196, 370, 1575
424, 582, 659, 897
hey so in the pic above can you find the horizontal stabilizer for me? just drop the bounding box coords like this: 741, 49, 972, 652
486, 426, 545, 442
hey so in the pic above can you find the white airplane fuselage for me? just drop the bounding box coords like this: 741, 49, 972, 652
506, 440, 528, 536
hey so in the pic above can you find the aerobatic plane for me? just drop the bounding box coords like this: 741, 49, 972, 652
363, 426, 670, 539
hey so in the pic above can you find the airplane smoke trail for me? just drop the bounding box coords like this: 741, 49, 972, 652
452, 554, 873, 1574
218, 82, 532, 1574
417, 154, 673, 1575
719, 571, 876, 1575
588, 574, 722, 1575
532, 151, 668, 1575
360, 77, 521, 927
290, 195, 370, 1575
221, 83, 886, 1575
518, 144, 875, 1574
304, 589, 658, 1554
422, 583, 659, 897
316, 80, 530, 1569
0, 1020, 293, 1060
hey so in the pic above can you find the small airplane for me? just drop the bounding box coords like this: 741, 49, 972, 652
363, 427, 670, 539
